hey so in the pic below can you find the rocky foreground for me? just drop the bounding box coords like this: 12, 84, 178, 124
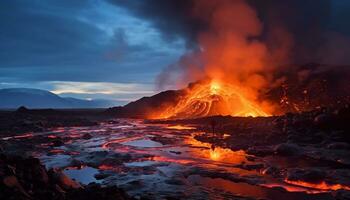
0, 107, 106, 137
1, 105, 350, 199
0, 153, 132, 200
0, 107, 133, 200
158, 105, 350, 198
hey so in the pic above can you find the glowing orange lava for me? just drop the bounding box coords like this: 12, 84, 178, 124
285, 179, 350, 191
98, 164, 116, 171
209, 148, 221, 161
152, 156, 193, 165
166, 125, 196, 130
155, 80, 271, 119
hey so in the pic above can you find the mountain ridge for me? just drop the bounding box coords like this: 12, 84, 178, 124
0, 88, 119, 109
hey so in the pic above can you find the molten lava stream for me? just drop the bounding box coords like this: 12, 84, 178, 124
158, 80, 270, 119
285, 179, 350, 191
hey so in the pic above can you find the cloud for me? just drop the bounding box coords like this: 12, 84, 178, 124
3, 0, 350, 105
0, 80, 154, 102
110, 0, 350, 65
107, 0, 203, 48
49, 81, 154, 95
48, 81, 155, 102
0, 0, 185, 85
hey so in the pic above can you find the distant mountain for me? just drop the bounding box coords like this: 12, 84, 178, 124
0, 88, 118, 109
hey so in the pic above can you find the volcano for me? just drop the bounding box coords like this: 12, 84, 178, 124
156, 80, 269, 119
106, 79, 270, 119
107, 64, 350, 120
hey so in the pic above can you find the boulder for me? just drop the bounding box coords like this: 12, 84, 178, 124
261, 166, 280, 177
82, 133, 93, 140
94, 173, 111, 180
3, 175, 18, 187
49, 168, 82, 189
314, 113, 333, 129
333, 190, 350, 200
246, 146, 274, 157
52, 139, 64, 147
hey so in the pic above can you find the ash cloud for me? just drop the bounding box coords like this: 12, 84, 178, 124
107, 0, 206, 48
109, 0, 350, 65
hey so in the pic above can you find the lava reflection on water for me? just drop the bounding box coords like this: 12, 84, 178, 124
152, 156, 193, 164
209, 148, 221, 161
1, 133, 34, 140
208, 147, 247, 163
185, 134, 247, 164
167, 125, 196, 130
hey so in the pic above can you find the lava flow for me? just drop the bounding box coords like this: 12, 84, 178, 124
156, 80, 270, 119
285, 180, 350, 192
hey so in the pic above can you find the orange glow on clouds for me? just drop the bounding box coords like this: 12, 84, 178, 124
151, 0, 289, 119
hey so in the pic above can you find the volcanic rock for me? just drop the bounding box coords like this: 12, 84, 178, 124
314, 113, 333, 129
327, 142, 350, 150
82, 133, 93, 140
52, 139, 64, 147
274, 143, 301, 156
329, 169, 350, 186
261, 166, 280, 177
66, 184, 131, 200
94, 173, 111, 180
70, 159, 84, 168
49, 168, 82, 189
169, 150, 182, 155
0, 154, 132, 200
287, 168, 326, 183
246, 146, 274, 157
334, 190, 350, 200
165, 178, 186, 185
3, 175, 19, 187
238, 163, 265, 171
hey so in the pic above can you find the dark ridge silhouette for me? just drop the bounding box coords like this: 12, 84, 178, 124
0, 88, 117, 109
106, 90, 184, 118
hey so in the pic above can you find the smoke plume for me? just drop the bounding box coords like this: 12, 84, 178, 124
110, 0, 350, 113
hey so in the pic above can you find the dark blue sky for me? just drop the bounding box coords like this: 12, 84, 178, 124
0, 0, 185, 103
1, 0, 350, 104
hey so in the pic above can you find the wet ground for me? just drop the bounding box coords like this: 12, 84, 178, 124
0, 119, 339, 199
